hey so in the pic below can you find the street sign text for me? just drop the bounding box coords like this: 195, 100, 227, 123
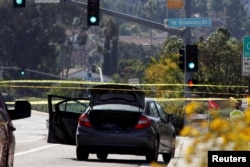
164, 18, 212, 28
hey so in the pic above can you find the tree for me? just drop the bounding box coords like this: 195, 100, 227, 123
224, 0, 247, 39
143, 29, 248, 98
111, 41, 159, 83
113, 59, 145, 83
0, 1, 88, 79
143, 37, 184, 98
144, 0, 159, 20
191, 0, 208, 15
243, 19, 250, 36
207, 0, 224, 12
197, 28, 247, 97
101, 17, 119, 75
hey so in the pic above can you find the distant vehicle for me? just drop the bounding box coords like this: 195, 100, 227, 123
47, 84, 176, 163
0, 93, 31, 167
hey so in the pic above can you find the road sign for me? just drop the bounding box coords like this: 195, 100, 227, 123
243, 36, 250, 57
242, 36, 250, 76
128, 78, 140, 88
190, 114, 208, 119
128, 78, 139, 84
164, 18, 212, 28
189, 114, 209, 134
230, 110, 244, 121
166, 0, 184, 9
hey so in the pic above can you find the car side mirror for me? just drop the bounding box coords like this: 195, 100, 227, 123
8, 100, 31, 120
166, 114, 174, 122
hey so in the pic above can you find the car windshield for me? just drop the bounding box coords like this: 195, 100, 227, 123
93, 104, 141, 112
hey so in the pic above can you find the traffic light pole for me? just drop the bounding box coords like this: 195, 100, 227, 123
0, 67, 65, 79
183, 0, 193, 126
184, 0, 192, 100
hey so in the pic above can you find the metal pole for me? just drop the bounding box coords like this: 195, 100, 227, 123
97, 66, 103, 82
183, 0, 192, 126
0, 67, 65, 79
184, 0, 192, 100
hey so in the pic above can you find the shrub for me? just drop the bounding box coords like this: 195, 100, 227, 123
180, 101, 250, 167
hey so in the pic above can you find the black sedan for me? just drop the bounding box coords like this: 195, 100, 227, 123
47, 84, 176, 163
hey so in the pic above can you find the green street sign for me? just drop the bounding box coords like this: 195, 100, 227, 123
243, 36, 250, 76
243, 36, 250, 57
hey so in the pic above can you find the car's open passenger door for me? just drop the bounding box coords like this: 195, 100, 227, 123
47, 95, 89, 145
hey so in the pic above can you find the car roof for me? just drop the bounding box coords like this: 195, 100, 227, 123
145, 97, 157, 103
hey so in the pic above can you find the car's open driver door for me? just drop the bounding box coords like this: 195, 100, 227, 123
47, 95, 89, 145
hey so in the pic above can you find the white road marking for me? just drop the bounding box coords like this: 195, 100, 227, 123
14, 144, 59, 157
17, 137, 45, 143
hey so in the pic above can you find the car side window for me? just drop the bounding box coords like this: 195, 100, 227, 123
57, 100, 87, 114
149, 102, 160, 117
155, 102, 166, 118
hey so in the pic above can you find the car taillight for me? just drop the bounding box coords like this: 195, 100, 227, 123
78, 113, 92, 127
134, 116, 151, 129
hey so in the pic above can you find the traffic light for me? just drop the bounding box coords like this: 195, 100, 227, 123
87, 0, 100, 26
13, 0, 25, 8
187, 78, 198, 90
186, 45, 198, 72
179, 48, 185, 71
91, 65, 96, 73
19, 68, 26, 76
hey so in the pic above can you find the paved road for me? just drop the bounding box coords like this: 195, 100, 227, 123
12, 110, 200, 167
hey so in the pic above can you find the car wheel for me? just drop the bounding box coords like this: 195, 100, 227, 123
162, 152, 172, 163
76, 146, 89, 161
162, 137, 175, 163
96, 153, 108, 160
146, 139, 159, 162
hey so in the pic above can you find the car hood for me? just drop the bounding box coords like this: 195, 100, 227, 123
89, 84, 145, 108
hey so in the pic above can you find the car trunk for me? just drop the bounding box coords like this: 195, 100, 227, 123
89, 85, 145, 109
88, 110, 142, 131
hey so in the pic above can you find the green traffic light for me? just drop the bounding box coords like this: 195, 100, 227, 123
188, 62, 195, 69
20, 68, 26, 76
16, 0, 23, 5
14, 0, 25, 7
90, 16, 97, 23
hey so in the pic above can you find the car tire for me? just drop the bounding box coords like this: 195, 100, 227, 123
76, 146, 89, 161
146, 139, 159, 162
162, 152, 172, 163
96, 153, 108, 160
162, 137, 175, 163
